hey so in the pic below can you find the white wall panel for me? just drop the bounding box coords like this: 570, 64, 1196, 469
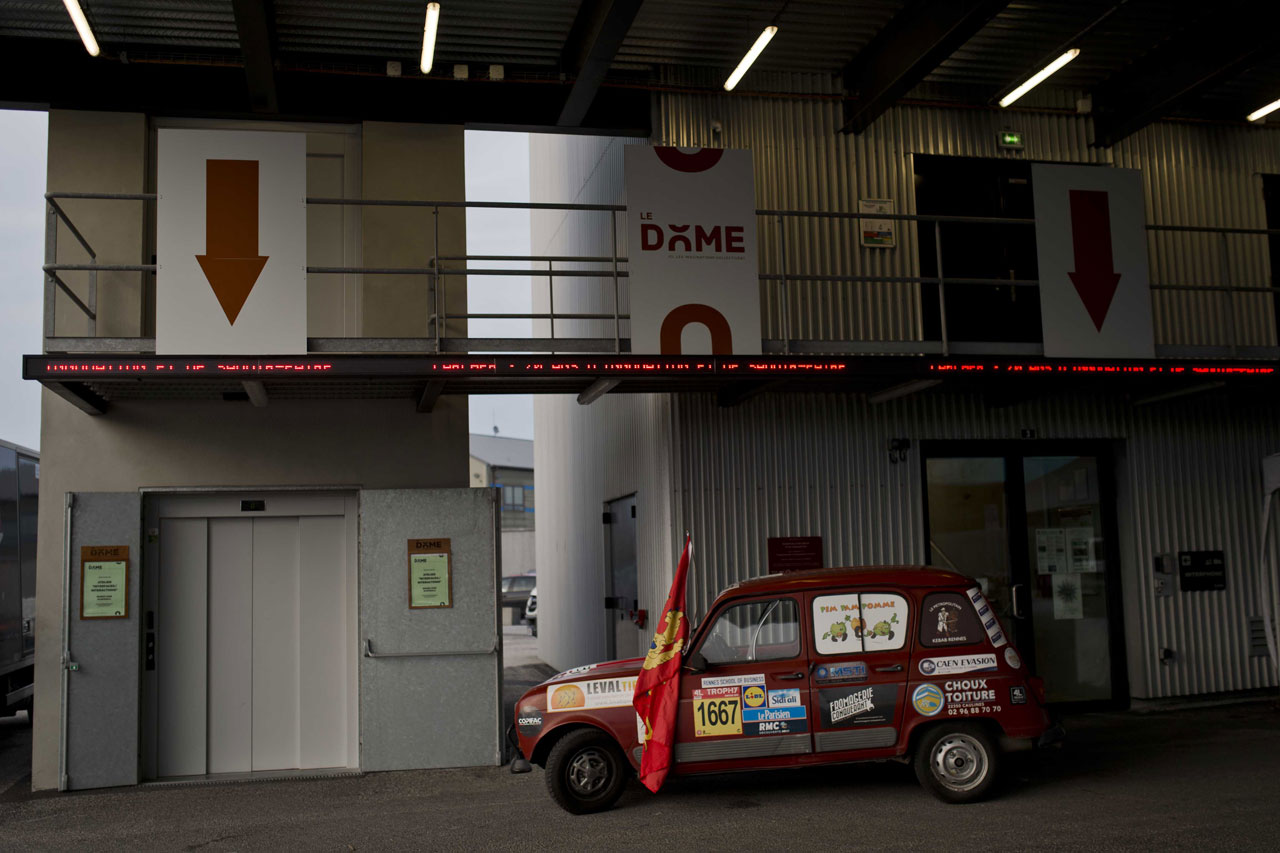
251, 517, 300, 771
157, 517, 208, 778
299, 515, 348, 769
207, 518, 252, 774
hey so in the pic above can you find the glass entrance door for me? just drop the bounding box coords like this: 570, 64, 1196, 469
924, 445, 1127, 706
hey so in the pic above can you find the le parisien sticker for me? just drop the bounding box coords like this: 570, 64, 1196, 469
81, 545, 129, 619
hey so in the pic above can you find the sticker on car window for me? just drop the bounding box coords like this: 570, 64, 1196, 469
858, 593, 907, 651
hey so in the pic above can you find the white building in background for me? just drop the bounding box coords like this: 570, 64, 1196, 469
469, 433, 536, 577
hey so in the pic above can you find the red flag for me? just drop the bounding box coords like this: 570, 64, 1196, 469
632, 533, 692, 793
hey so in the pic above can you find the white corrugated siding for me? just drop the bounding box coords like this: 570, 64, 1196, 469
669, 389, 1279, 699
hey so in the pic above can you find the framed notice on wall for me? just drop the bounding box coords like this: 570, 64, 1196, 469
408, 538, 452, 609
81, 545, 129, 619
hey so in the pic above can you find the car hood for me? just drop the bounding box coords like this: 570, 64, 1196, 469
542, 656, 645, 686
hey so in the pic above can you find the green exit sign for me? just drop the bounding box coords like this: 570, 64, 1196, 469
998, 131, 1025, 150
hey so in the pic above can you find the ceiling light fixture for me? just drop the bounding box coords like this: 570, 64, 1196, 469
1247, 98, 1280, 123
999, 48, 1080, 108
421, 3, 441, 74
62, 0, 100, 57
724, 25, 777, 92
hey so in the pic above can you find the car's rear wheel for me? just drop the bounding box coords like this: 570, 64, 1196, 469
914, 723, 999, 804
545, 728, 630, 814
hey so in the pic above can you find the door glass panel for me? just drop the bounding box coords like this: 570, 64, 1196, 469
925, 457, 1013, 623
699, 599, 800, 665
1023, 456, 1111, 702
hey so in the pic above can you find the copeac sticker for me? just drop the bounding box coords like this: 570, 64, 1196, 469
516, 710, 543, 735
912, 683, 945, 717
917, 653, 998, 677
546, 676, 638, 712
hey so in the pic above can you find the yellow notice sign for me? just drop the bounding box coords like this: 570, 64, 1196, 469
408, 538, 452, 609
81, 545, 130, 619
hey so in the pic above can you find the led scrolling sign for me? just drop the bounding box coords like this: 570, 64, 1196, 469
23, 355, 1276, 381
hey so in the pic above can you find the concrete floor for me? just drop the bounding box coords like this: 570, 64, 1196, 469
3, 664, 1277, 851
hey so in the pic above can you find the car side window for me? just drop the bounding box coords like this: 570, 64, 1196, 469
699, 598, 800, 665
813, 592, 909, 654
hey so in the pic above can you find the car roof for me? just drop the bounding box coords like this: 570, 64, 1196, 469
719, 565, 974, 597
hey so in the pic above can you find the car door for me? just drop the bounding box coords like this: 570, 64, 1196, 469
673, 596, 812, 770
806, 588, 912, 757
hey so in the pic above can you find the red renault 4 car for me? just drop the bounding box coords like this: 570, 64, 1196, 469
513, 566, 1060, 813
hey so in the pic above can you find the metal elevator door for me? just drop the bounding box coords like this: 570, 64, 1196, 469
144, 495, 356, 778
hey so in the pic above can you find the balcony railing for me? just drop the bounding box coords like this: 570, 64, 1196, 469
41, 193, 1280, 360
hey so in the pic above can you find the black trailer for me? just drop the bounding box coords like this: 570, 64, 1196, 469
0, 438, 37, 717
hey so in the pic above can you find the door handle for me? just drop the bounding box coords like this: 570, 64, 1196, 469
874, 664, 903, 673
775, 672, 806, 680
1012, 584, 1026, 619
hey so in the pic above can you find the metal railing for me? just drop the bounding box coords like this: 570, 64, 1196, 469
41, 193, 1280, 358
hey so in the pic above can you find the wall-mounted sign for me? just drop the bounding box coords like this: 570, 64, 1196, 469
767, 536, 823, 573
81, 545, 129, 619
625, 146, 761, 355
408, 538, 452, 608
1179, 550, 1226, 592
157, 129, 307, 355
1031, 164, 1155, 359
858, 198, 896, 247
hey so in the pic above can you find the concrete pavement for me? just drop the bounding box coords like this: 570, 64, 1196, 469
2, 647, 1277, 851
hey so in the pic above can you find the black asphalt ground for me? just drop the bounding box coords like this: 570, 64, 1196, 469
2, 649, 1277, 851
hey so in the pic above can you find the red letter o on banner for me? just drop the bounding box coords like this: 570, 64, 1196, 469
660, 304, 734, 354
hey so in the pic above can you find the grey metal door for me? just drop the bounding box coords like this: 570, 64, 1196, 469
604, 495, 639, 661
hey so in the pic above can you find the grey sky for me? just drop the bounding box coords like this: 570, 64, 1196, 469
0, 109, 47, 452
464, 130, 534, 440
0, 119, 533, 450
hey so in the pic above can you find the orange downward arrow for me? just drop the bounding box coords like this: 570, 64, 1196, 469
195, 159, 269, 325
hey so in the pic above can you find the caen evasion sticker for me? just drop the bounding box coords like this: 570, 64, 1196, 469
918, 653, 998, 677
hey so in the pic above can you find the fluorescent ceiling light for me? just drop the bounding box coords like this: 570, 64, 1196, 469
724, 25, 777, 92
62, 0, 100, 57
1247, 98, 1280, 123
421, 3, 441, 74
999, 48, 1080, 108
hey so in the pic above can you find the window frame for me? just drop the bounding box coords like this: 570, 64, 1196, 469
693, 595, 804, 666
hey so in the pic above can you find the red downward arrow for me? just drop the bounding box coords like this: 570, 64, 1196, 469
1067, 189, 1122, 332
195, 159, 269, 325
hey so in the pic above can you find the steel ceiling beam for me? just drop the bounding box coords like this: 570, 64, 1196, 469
557, 0, 645, 127
840, 0, 1009, 135
231, 0, 278, 113
1090, 4, 1280, 147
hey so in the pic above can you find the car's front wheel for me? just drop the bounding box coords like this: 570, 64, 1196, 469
545, 728, 630, 814
914, 723, 999, 804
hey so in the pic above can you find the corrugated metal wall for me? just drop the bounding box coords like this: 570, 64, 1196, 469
529, 75, 1280, 694
669, 389, 1279, 699
655, 71, 1280, 348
